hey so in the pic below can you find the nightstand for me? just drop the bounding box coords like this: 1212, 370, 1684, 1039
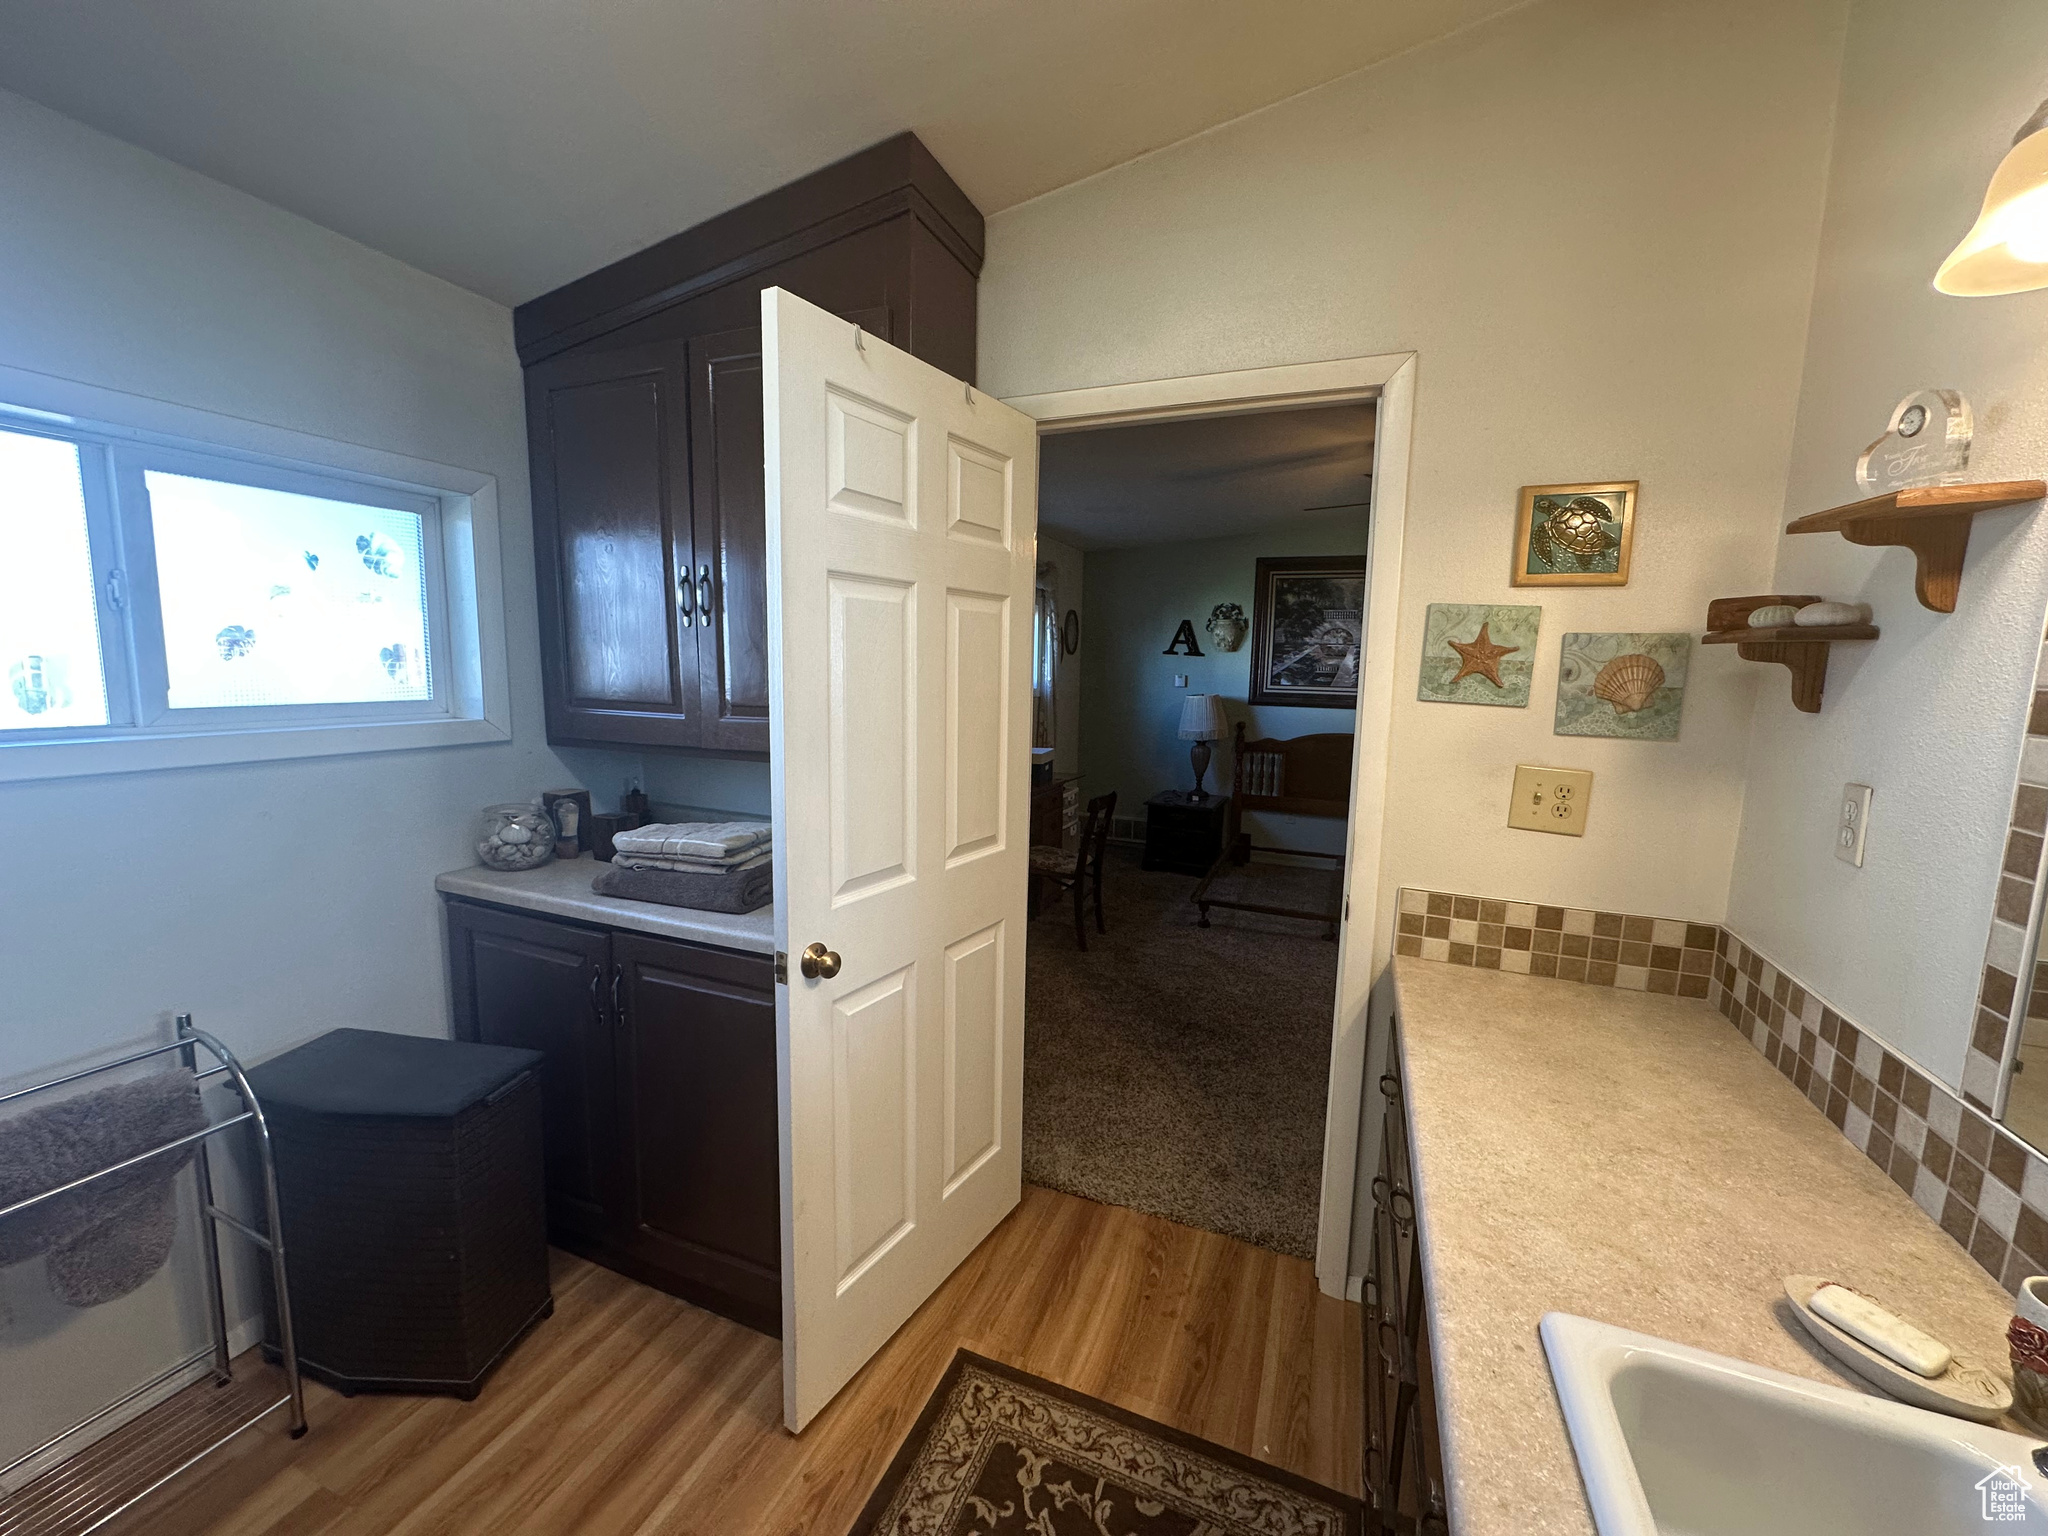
1142, 791, 1229, 875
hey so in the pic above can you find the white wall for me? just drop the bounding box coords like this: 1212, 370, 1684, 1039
982, 0, 1847, 936
981, 0, 1850, 1284
0, 87, 635, 1460
1725, 0, 2048, 1090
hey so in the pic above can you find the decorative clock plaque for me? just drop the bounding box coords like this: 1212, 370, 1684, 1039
1856, 388, 1972, 495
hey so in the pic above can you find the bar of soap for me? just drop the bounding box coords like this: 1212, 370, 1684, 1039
1811, 1283, 1953, 1378
1794, 600, 1873, 627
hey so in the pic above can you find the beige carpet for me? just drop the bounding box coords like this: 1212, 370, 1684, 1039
1023, 846, 1340, 1259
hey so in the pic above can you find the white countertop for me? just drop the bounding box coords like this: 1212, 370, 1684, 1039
436, 854, 775, 955
1391, 958, 2022, 1536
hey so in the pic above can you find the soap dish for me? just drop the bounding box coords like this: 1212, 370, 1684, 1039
1784, 1275, 2011, 1423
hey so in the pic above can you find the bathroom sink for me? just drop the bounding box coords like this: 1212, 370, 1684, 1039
1541, 1312, 2048, 1534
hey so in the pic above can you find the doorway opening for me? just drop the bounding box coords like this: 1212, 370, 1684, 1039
1020, 400, 1375, 1260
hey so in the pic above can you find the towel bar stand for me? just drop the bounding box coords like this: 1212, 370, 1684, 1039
0, 1013, 306, 1535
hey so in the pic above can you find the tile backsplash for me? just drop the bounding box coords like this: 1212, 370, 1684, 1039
1394, 888, 1717, 998
1713, 930, 2048, 1296
1397, 885, 2048, 1295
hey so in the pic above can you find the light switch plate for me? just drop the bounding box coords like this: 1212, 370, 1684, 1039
1509, 764, 1593, 836
1837, 782, 1872, 867
1173, 674, 1189, 688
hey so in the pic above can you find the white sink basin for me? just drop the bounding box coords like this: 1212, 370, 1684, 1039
1541, 1312, 2048, 1534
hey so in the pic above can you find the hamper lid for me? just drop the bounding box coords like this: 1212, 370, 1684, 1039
245, 1028, 544, 1118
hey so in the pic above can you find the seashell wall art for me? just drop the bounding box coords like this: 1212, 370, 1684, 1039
1555, 631, 1692, 740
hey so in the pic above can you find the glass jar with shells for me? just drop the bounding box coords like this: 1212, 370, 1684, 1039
477, 803, 557, 871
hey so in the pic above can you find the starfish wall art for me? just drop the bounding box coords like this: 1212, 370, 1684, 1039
1418, 603, 1542, 707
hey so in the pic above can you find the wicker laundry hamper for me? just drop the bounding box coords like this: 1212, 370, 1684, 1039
246, 1028, 551, 1399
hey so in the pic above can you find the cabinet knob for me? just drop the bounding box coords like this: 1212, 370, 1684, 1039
799, 942, 841, 980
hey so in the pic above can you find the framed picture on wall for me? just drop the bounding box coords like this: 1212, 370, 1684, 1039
1511, 480, 1638, 586
1247, 554, 1369, 708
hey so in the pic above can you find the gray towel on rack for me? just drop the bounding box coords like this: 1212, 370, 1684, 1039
0, 1071, 206, 1307
592, 859, 773, 914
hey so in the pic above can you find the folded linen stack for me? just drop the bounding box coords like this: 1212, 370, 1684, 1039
610, 821, 771, 872
592, 821, 773, 914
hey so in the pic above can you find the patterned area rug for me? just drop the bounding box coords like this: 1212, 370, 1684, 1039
848, 1352, 1363, 1536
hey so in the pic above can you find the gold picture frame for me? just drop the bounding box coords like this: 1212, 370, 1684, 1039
1511, 480, 1637, 587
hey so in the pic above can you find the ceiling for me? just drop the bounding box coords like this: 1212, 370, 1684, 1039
1038, 403, 1375, 551
0, 0, 1525, 306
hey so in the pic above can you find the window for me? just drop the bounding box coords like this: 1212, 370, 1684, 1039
0, 388, 508, 780
1, 429, 106, 731
1032, 566, 1058, 750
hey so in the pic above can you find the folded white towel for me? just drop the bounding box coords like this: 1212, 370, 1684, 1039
612, 821, 771, 862
613, 848, 772, 875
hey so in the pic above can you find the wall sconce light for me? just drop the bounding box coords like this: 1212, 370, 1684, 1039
1936, 96, 2048, 296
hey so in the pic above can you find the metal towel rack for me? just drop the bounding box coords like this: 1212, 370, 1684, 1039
0, 1013, 305, 1535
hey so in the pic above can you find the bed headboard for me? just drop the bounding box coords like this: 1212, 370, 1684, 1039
1229, 720, 1352, 820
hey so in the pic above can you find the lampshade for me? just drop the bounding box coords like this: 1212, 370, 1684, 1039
1177, 693, 1227, 741
1936, 98, 2048, 296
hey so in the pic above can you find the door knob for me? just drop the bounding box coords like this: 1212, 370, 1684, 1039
800, 942, 841, 980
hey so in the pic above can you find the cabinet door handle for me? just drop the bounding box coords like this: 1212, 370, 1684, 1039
676, 571, 694, 627
1390, 1185, 1415, 1231
610, 964, 624, 1023
697, 564, 713, 618
589, 968, 604, 1022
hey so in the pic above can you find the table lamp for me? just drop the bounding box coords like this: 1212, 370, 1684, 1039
1177, 693, 1228, 800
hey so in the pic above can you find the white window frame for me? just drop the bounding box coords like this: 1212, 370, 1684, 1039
0, 363, 511, 783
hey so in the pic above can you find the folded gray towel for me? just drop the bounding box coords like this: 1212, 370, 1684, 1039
593, 860, 773, 914
611, 821, 772, 862
612, 848, 772, 875
0, 1071, 207, 1308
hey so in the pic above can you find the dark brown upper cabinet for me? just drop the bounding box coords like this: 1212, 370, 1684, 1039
518, 133, 982, 753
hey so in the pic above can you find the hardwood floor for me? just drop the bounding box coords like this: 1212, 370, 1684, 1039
112, 1187, 1360, 1536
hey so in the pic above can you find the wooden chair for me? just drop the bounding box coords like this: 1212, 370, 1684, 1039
1029, 791, 1117, 950
1192, 723, 1352, 939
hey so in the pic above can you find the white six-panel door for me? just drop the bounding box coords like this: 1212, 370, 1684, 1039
763, 288, 1037, 1431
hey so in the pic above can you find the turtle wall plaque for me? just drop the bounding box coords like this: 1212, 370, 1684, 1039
1511, 480, 1637, 587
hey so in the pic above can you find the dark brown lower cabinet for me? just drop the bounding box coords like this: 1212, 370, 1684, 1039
1362, 1019, 1448, 1534
444, 898, 780, 1334
610, 932, 780, 1333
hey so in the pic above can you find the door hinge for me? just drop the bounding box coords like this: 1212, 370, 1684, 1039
104, 568, 126, 610
774, 950, 788, 985
1344, 896, 1351, 921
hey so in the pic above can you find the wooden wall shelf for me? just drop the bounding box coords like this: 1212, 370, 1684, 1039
1785, 480, 2045, 613
1702, 595, 1878, 714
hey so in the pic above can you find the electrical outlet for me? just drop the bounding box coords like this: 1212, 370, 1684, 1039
1173, 674, 1189, 688
1508, 764, 1593, 836
1836, 782, 1873, 867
